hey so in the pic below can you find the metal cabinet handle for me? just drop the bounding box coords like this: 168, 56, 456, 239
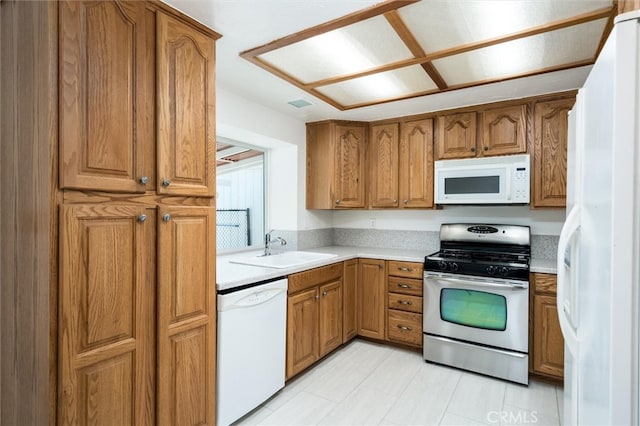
398, 267, 413, 272
393, 199, 397, 203
314, 295, 320, 300
162, 213, 171, 222
322, 291, 328, 297
138, 214, 147, 223
162, 179, 171, 187
398, 300, 412, 305
470, 147, 476, 152
398, 283, 412, 289
403, 199, 408, 204
397, 325, 413, 331
335, 199, 340, 205
139, 176, 149, 185
483, 146, 489, 151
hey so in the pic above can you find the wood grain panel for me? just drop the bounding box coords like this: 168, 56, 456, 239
286, 288, 319, 379
619, 0, 640, 13
437, 112, 477, 159
319, 280, 343, 357
387, 310, 423, 346
400, 119, 434, 208
532, 98, 574, 207
1, 2, 57, 424
533, 294, 565, 378
288, 262, 343, 294
60, 1, 150, 193
342, 259, 358, 343
335, 124, 367, 208
387, 293, 422, 314
357, 259, 386, 339
481, 104, 527, 156
157, 206, 216, 425
387, 261, 423, 279
369, 123, 400, 208
157, 11, 216, 197
171, 327, 208, 426
532, 272, 558, 295
387, 277, 423, 297
63, 190, 213, 206
59, 204, 155, 425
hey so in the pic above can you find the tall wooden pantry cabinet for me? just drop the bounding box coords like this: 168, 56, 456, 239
1, 0, 220, 424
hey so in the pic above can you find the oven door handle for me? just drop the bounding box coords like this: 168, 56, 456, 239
425, 274, 527, 290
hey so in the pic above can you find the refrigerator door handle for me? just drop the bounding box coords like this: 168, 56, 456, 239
557, 206, 580, 357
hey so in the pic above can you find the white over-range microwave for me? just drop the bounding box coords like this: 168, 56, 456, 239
434, 154, 530, 205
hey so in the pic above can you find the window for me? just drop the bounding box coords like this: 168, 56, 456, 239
216, 138, 265, 252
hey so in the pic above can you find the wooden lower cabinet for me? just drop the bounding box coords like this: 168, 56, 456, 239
357, 259, 386, 339
59, 204, 156, 425
530, 273, 564, 380
386, 261, 424, 347
342, 259, 358, 342
287, 263, 343, 379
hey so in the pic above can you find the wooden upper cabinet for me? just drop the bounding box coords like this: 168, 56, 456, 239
157, 206, 216, 425
532, 97, 574, 208
400, 118, 434, 208
481, 104, 528, 156
59, 204, 156, 425
157, 12, 216, 197
369, 123, 400, 208
306, 121, 367, 209
436, 112, 477, 159
60, 1, 153, 193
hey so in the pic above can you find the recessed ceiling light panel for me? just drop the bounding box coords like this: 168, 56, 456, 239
287, 99, 313, 108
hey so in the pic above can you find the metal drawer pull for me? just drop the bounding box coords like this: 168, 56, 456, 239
322, 291, 328, 296
314, 295, 320, 300
397, 325, 413, 331
398, 300, 412, 305
138, 214, 147, 223
398, 284, 412, 289
398, 267, 413, 272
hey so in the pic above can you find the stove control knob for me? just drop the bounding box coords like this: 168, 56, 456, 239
486, 265, 496, 275
498, 266, 510, 276
450, 262, 459, 272
437, 261, 448, 270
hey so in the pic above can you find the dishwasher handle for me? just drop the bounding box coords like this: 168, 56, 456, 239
222, 288, 286, 311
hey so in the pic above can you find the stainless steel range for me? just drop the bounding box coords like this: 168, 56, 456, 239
423, 223, 530, 385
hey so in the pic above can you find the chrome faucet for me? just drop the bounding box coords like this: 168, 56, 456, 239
264, 230, 286, 256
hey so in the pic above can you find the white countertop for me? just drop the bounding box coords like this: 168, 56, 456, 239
217, 246, 557, 290
217, 246, 425, 291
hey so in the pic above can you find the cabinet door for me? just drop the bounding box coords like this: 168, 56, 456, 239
287, 288, 320, 379
399, 118, 434, 208
59, 204, 155, 425
334, 124, 366, 208
436, 112, 477, 159
357, 259, 386, 339
369, 123, 400, 208
157, 206, 216, 425
319, 280, 343, 357
532, 98, 574, 207
343, 259, 358, 343
157, 12, 216, 197
60, 1, 152, 193
533, 294, 565, 379
481, 104, 527, 156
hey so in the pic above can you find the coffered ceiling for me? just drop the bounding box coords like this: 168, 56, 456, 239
240, 0, 615, 111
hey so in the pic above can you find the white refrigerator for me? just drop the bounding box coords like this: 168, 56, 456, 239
558, 10, 640, 426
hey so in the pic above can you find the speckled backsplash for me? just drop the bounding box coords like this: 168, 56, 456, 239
280, 228, 559, 261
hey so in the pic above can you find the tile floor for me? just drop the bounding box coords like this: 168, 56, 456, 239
236, 340, 563, 426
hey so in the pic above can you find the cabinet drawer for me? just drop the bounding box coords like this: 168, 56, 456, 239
387, 276, 423, 296
388, 293, 422, 314
387, 310, 423, 346
387, 261, 423, 279
289, 262, 343, 293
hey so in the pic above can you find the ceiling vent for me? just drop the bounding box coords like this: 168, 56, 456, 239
287, 99, 313, 108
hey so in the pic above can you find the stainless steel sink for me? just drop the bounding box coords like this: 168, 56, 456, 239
229, 251, 338, 269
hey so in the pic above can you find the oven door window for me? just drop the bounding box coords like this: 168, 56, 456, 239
440, 288, 507, 331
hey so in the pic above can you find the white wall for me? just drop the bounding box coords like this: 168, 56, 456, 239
217, 87, 566, 235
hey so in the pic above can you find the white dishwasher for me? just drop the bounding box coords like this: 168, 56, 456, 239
216, 277, 288, 426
